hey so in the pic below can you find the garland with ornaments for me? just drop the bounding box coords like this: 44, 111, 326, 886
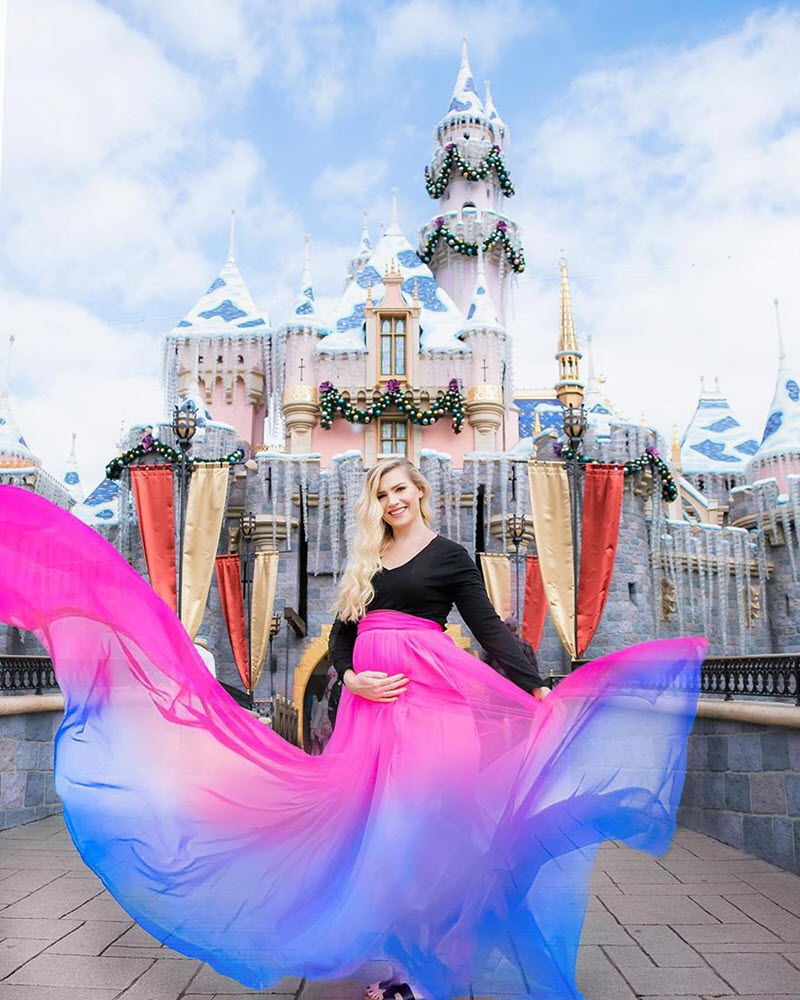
553, 442, 678, 502
425, 144, 515, 199
106, 431, 246, 481
319, 378, 465, 433
419, 218, 525, 273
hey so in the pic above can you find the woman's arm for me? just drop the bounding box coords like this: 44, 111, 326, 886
328, 617, 358, 684
451, 548, 547, 694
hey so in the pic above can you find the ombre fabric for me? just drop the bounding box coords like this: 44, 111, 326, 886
0, 486, 706, 999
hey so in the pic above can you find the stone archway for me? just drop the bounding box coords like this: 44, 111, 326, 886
292, 625, 332, 747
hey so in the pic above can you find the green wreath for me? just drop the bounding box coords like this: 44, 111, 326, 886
419, 218, 525, 274
319, 379, 465, 434
425, 144, 515, 199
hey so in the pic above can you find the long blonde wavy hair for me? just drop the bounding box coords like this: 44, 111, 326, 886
332, 458, 433, 622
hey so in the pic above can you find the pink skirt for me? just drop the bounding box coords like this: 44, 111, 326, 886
0, 486, 706, 999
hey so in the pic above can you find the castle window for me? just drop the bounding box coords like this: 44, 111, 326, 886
379, 315, 407, 378
379, 418, 408, 457
463, 201, 475, 211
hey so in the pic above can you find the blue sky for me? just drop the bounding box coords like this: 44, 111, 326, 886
1, 0, 799, 488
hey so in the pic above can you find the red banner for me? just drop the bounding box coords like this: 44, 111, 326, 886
522, 555, 547, 651
577, 463, 624, 657
130, 466, 177, 611
214, 555, 250, 691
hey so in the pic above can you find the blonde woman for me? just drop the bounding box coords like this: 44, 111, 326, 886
0, 470, 705, 1000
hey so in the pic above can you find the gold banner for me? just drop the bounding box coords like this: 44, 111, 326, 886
250, 551, 279, 690
527, 461, 576, 657
478, 552, 512, 621
181, 464, 229, 639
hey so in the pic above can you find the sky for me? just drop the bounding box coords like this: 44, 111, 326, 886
1, 0, 799, 490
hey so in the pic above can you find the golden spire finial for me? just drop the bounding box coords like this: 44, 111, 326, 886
533, 409, 541, 436
558, 255, 578, 353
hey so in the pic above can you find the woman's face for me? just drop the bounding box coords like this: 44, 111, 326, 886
376, 466, 424, 531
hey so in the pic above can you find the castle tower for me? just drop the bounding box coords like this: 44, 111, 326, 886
281, 236, 328, 453
747, 301, 800, 491
554, 258, 584, 409
418, 38, 524, 325
162, 211, 272, 451
462, 246, 507, 451
61, 432, 84, 503
0, 336, 37, 471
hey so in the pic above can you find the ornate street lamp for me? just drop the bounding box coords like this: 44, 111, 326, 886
172, 402, 197, 620
562, 404, 587, 661
240, 511, 257, 710
506, 514, 529, 622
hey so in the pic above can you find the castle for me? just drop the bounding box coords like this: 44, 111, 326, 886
2, 42, 799, 730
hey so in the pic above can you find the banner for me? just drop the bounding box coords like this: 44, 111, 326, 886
577, 464, 624, 657
478, 553, 512, 621
527, 461, 576, 657
250, 551, 279, 691
130, 465, 177, 611
181, 463, 229, 639
522, 554, 547, 651
214, 555, 250, 691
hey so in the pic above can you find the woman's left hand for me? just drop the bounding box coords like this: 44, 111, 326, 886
533, 686, 551, 701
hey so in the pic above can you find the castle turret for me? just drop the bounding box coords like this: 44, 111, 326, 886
281, 236, 328, 453
61, 432, 84, 503
747, 301, 800, 491
554, 258, 584, 410
418, 39, 524, 325
162, 211, 272, 451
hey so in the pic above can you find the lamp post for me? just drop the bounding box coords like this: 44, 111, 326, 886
506, 514, 529, 622
562, 404, 587, 662
172, 402, 197, 622
240, 511, 257, 710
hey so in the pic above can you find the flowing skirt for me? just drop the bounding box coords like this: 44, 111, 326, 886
0, 486, 706, 999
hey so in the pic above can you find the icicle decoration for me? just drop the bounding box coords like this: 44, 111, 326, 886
499, 456, 509, 549
314, 471, 329, 576
715, 530, 729, 650
329, 466, 342, 579
282, 460, 293, 552
776, 498, 797, 583
693, 531, 709, 640
732, 529, 747, 654
681, 523, 696, 628
299, 460, 310, 542
753, 487, 770, 587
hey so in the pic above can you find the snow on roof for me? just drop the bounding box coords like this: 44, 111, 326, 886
284, 235, 330, 335
320, 193, 467, 355
0, 396, 37, 469
74, 477, 119, 527
168, 216, 271, 338
484, 80, 508, 146
752, 341, 800, 462
440, 38, 486, 129
461, 246, 503, 332
61, 432, 84, 503
680, 385, 758, 475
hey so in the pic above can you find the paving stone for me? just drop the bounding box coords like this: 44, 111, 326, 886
620, 964, 730, 995
45, 920, 129, 956
192, 965, 300, 994
0, 917, 82, 941
0, 880, 101, 919
616, 880, 758, 896
2, 953, 152, 989
0, 989, 117, 999
574, 944, 638, 1000
62, 895, 133, 922
672, 921, 781, 944
662, 859, 778, 881
722, 891, 800, 942
737, 872, 800, 918
703, 951, 800, 994
607, 865, 681, 885
600, 944, 654, 968
0, 937, 51, 978
577, 908, 633, 945
692, 893, 755, 923
601, 894, 717, 926
116, 956, 202, 997
626, 925, 705, 967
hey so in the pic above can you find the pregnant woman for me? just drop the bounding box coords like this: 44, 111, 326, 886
0, 462, 705, 1000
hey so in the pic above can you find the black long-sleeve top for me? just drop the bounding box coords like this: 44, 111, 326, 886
329, 534, 545, 693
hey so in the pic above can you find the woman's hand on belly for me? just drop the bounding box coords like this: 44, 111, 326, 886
343, 669, 409, 703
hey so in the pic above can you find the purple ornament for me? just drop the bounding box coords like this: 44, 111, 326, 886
448, 377, 461, 393
387, 379, 401, 393
141, 432, 154, 453
445, 143, 456, 153
319, 381, 333, 394
497, 220, 508, 233
645, 445, 659, 459
553, 441, 564, 457
435, 216, 445, 229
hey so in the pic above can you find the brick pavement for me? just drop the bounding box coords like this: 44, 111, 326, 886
0, 817, 797, 999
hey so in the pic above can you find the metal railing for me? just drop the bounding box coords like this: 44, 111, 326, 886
566, 652, 800, 705
0, 656, 57, 694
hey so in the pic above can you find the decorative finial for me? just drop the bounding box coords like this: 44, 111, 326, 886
227, 209, 236, 261
672, 424, 681, 471
533, 409, 541, 436
2, 334, 14, 400
700, 375, 706, 394
774, 298, 786, 360
390, 187, 399, 231
70, 431, 77, 460
558, 255, 578, 352
460, 36, 469, 70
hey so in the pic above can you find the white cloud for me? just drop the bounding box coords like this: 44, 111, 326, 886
509, 7, 800, 447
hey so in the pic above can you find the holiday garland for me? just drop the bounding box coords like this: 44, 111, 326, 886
419, 217, 525, 273
554, 442, 678, 502
106, 432, 246, 481
425, 144, 515, 199
319, 378, 465, 434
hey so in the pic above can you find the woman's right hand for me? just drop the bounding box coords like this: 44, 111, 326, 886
343, 669, 409, 702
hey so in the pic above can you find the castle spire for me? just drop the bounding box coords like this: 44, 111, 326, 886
464, 244, 502, 329
227, 209, 236, 262
62, 431, 84, 503
289, 234, 320, 321
359, 211, 370, 253
387, 187, 401, 236
484, 79, 508, 146
774, 298, 786, 360
444, 36, 484, 120
555, 256, 583, 409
